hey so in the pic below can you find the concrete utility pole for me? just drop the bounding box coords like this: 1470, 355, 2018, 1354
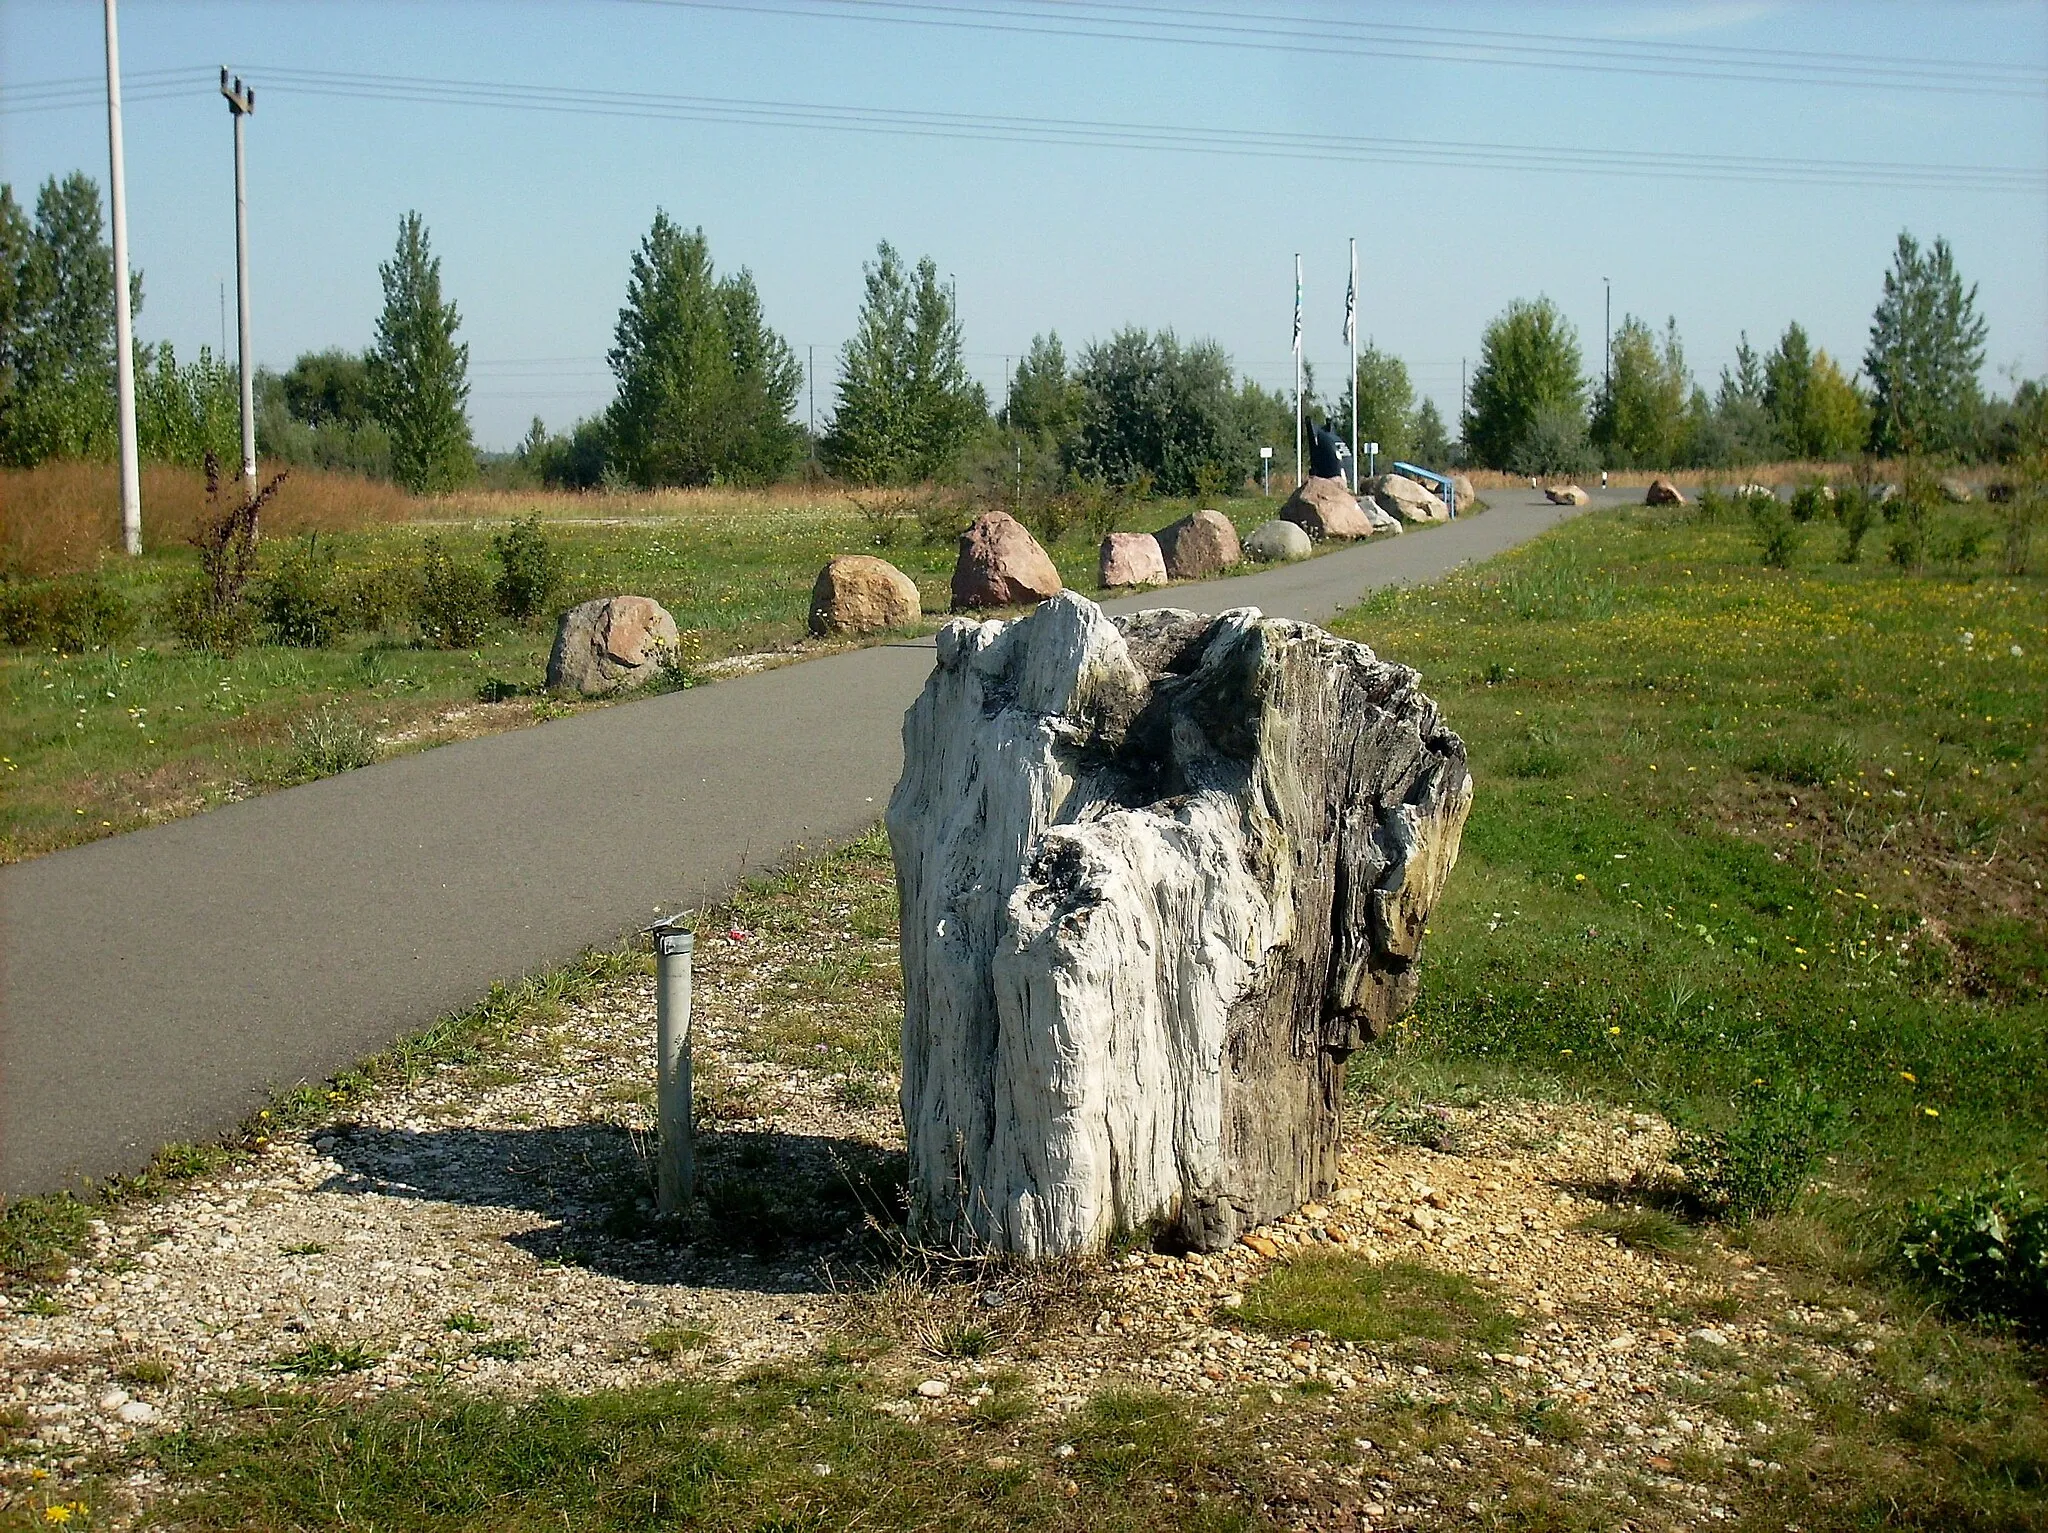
222, 68, 257, 493
103, 0, 141, 555
807, 342, 816, 470
1603, 276, 1612, 399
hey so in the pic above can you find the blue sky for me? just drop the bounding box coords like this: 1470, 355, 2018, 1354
5, 0, 2044, 450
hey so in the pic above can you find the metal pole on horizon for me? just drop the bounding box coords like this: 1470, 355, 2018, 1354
103, 0, 141, 555
1292, 253, 1303, 490
1346, 237, 1358, 492
222, 68, 257, 493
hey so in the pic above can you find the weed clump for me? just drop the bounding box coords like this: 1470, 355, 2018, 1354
1674, 1081, 1839, 1220
283, 707, 376, 782
1899, 1171, 2048, 1328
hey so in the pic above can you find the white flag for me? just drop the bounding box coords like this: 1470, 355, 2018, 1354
1343, 241, 1356, 346
1292, 255, 1302, 356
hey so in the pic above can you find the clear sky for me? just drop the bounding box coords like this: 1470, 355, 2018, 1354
5, 0, 2045, 450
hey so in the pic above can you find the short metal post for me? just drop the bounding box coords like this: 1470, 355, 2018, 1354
653, 923, 695, 1214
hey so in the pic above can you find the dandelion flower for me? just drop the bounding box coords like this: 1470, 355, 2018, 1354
1923, 1107, 1940, 1118
1608, 1026, 1622, 1036
1574, 873, 1586, 883
1900, 1072, 1916, 1083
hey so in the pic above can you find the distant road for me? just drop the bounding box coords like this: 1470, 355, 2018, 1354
0, 487, 1610, 1195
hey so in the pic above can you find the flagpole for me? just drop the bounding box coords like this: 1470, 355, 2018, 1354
1293, 253, 1303, 490
1347, 236, 1358, 491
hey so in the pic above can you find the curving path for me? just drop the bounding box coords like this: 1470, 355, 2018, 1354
0, 488, 1610, 1194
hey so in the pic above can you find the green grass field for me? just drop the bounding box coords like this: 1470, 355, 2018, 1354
0, 488, 1301, 861
5, 500, 2043, 1530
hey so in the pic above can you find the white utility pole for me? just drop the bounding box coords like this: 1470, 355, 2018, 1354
103, 0, 141, 555
1347, 237, 1358, 492
221, 68, 257, 493
1292, 253, 1303, 490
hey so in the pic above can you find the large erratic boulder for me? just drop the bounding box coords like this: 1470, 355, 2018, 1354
1154, 509, 1243, 579
952, 510, 1063, 611
1099, 532, 1167, 589
1370, 472, 1449, 523
809, 554, 921, 637
1245, 518, 1313, 563
888, 592, 1473, 1258
1279, 476, 1375, 540
1644, 477, 1687, 506
1451, 474, 1477, 513
1545, 483, 1590, 506
547, 595, 679, 696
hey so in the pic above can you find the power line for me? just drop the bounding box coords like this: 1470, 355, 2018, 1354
10, 64, 2024, 193
633, 0, 2048, 98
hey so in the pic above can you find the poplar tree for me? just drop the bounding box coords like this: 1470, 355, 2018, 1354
369, 212, 474, 493
1592, 315, 1690, 469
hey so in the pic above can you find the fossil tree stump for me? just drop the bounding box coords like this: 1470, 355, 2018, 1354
888, 592, 1472, 1258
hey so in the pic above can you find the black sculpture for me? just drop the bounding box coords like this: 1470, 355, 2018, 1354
1309, 423, 1348, 480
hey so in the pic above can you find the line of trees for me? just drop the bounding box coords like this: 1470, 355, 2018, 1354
6, 177, 2042, 501
1462, 233, 2044, 476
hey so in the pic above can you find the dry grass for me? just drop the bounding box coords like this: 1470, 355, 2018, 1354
1455, 461, 1956, 491
1, 461, 415, 576
420, 480, 862, 524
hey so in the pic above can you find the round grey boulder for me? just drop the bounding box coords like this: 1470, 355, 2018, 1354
1245, 519, 1313, 563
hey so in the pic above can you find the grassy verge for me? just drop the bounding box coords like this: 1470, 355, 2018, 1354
1331, 500, 2047, 1525
3, 482, 1331, 861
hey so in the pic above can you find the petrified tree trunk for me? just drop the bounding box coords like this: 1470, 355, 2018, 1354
888, 593, 1471, 1258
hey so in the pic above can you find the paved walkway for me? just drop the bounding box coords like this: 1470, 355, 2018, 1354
1, 489, 1606, 1194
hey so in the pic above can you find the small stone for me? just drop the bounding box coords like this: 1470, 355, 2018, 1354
1299, 1202, 1330, 1220
1240, 1234, 1281, 1259
916, 1378, 950, 1398
1055, 1443, 1075, 1459
1407, 1206, 1439, 1235
97, 1388, 129, 1415
1690, 1327, 1731, 1348
985, 1455, 1017, 1470
117, 1400, 159, 1425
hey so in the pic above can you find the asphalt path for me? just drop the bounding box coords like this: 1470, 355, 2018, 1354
1, 487, 1609, 1195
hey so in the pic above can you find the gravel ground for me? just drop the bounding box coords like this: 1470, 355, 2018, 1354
3, 907, 1885, 1526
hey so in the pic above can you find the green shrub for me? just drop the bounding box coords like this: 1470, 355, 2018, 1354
1788, 482, 1831, 523
283, 707, 376, 782
1998, 490, 2038, 575
346, 558, 421, 634
0, 570, 137, 650
1747, 494, 1801, 568
1887, 506, 1928, 570
490, 516, 564, 623
1928, 513, 1990, 571
1674, 1081, 1839, 1219
415, 537, 496, 649
1694, 486, 1731, 524
164, 576, 256, 653
1837, 487, 1878, 563
1899, 1172, 2048, 1327
257, 538, 351, 647
916, 495, 973, 548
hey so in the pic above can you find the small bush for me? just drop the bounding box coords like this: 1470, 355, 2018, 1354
284, 707, 376, 782
848, 491, 910, 549
1675, 1081, 1839, 1219
415, 537, 496, 649
1898, 1172, 2048, 1327
164, 575, 256, 653
0, 570, 137, 650
1997, 489, 2039, 575
490, 516, 564, 622
1021, 487, 1076, 546
257, 538, 351, 647
1788, 482, 1831, 523
1928, 513, 1990, 571
916, 494, 973, 548
346, 558, 421, 634
1837, 487, 1878, 563
1694, 485, 1731, 524
1747, 494, 1801, 568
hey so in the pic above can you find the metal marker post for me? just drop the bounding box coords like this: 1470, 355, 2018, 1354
653, 922, 695, 1214
1260, 445, 1273, 497
104, 0, 141, 555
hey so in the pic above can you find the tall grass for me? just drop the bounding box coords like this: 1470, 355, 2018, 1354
0, 461, 414, 577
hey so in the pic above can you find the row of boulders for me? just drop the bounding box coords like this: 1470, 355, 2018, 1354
547, 475, 1485, 694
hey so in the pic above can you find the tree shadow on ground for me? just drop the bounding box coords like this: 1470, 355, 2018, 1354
316, 1119, 906, 1291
